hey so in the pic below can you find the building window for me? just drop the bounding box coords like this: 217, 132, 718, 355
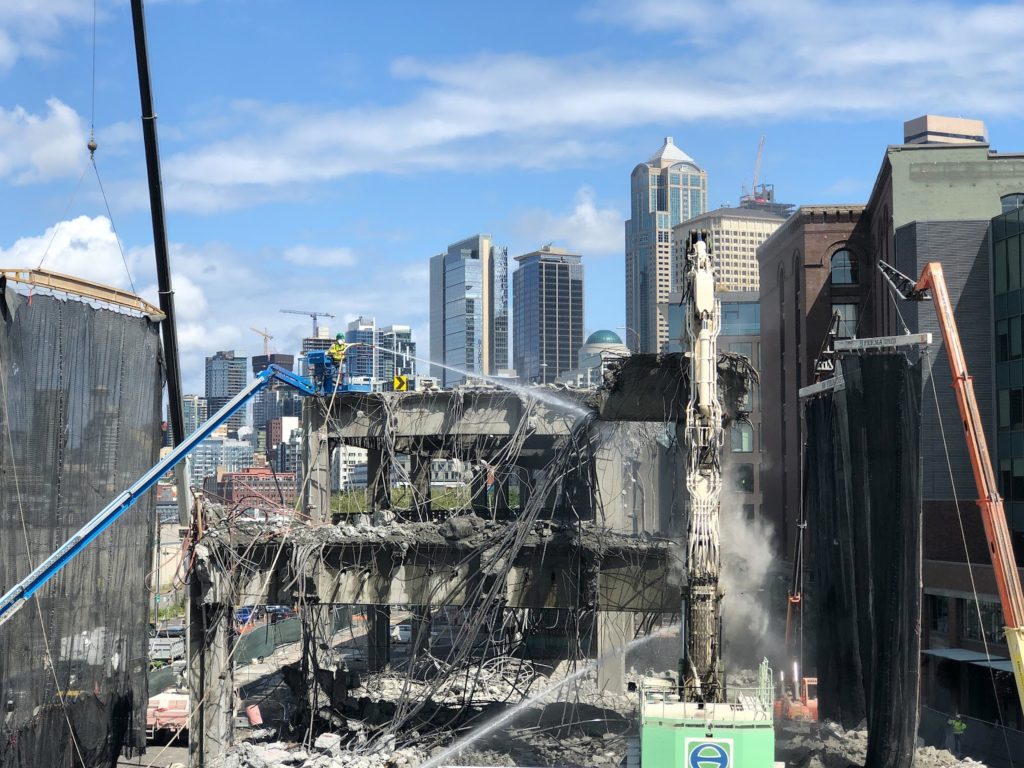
831, 249, 857, 285
742, 503, 755, 520
735, 463, 754, 493
731, 423, 754, 453
1001, 193, 1024, 213
928, 595, 949, 634
832, 303, 859, 339
961, 599, 1004, 642
729, 341, 754, 362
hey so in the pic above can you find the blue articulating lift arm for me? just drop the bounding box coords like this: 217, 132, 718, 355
0, 363, 319, 629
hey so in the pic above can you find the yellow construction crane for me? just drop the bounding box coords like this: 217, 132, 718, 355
250, 327, 273, 356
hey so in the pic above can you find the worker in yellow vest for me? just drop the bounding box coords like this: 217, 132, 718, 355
947, 712, 966, 757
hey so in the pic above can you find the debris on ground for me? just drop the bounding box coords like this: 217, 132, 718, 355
776, 721, 989, 768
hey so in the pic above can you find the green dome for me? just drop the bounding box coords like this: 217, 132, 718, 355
586, 329, 623, 345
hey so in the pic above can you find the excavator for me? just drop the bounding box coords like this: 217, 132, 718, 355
638, 232, 778, 768
880, 260, 1024, 714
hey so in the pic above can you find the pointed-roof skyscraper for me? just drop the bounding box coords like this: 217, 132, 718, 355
625, 137, 707, 353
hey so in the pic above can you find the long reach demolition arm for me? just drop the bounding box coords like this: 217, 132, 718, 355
880, 260, 1024, 711
0, 363, 318, 629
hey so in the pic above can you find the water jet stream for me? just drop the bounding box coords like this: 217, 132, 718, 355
419, 624, 680, 768
372, 347, 591, 417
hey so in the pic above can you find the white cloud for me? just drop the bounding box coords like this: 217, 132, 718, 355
282, 245, 358, 268
516, 187, 623, 257
1, 218, 429, 393
159, 0, 1024, 210
0, 0, 94, 71
0, 98, 86, 183
0, 214, 138, 287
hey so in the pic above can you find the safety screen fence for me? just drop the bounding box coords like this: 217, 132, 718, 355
805, 354, 922, 768
0, 286, 162, 767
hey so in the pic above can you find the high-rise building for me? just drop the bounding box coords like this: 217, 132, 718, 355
429, 234, 509, 387
205, 351, 248, 435
625, 137, 707, 353
512, 245, 584, 384
251, 353, 297, 436
345, 316, 379, 382
670, 207, 786, 294
298, 327, 333, 376
181, 394, 207, 437
190, 436, 254, 487
379, 325, 416, 384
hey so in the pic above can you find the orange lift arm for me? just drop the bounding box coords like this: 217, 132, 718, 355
881, 260, 1024, 711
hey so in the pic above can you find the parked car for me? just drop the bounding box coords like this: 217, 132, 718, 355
265, 605, 296, 623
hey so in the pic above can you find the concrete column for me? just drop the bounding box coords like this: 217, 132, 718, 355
301, 399, 330, 523
410, 452, 432, 520
301, 604, 336, 715
367, 447, 392, 512
187, 598, 233, 766
471, 466, 490, 516
517, 467, 533, 511
596, 611, 633, 694
493, 469, 511, 519
367, 605, 391, 671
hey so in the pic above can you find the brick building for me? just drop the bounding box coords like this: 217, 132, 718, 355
203, 466, 299, 507
759, 128, 1024, 738
757, 204, 871, 558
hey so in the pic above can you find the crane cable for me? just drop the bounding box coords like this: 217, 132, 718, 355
37, 0, 137, 298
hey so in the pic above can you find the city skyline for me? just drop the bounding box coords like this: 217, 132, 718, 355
2, 2, 1022, 394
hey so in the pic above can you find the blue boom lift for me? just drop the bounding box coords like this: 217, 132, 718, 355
0, 362, 325, 629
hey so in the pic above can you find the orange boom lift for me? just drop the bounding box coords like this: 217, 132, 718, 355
881, 260, 1024, 711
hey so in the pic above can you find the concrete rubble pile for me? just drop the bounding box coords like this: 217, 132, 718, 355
777, 722, 989, 768
212, 734, 425, 768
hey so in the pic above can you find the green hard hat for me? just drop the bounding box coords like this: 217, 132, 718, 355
336, 332, 344, 340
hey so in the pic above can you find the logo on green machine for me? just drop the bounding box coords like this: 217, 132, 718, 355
685, 738, 732, 768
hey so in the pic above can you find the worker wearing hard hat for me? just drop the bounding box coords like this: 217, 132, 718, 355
328, 333, 354, 368
327, 333, 368, 388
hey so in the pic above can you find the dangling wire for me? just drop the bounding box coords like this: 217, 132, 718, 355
84, 0, 137, 295
91, 158, 137, 295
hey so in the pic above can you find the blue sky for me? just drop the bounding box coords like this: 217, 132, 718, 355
1, 0, 1023, 393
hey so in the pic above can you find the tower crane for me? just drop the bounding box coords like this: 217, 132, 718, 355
250, 327, 273, 356
741, 135, 767, 204
751, 134, 765, 198
280, 308, 336, 337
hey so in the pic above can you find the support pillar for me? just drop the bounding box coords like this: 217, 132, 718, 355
596, 611, 632, 694
301, 398, 330, 523
367, 605, 391, 671
367, 447, 392, 512
517, 467, 533, 511
471, 465, 490, 517
410, 452, 432, 520
188, 548, 234, 767
493, 469, 511, 519
301, 604, 338, 715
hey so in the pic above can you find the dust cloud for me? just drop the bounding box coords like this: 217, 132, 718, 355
719, 494, 782, 667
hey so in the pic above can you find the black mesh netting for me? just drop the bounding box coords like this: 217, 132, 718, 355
805, 354, 922, 768
0, 286, 162, 767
